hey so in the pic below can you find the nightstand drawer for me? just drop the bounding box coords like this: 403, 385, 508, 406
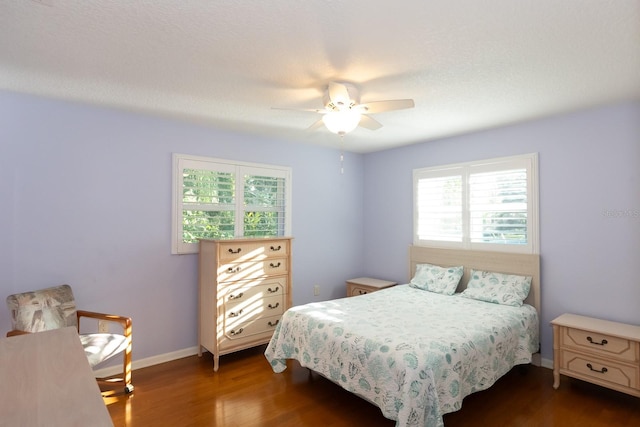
562, 327, 638, 362
349, 285, 372, 296
561, 349, 638, 389
346, 277, 397, 297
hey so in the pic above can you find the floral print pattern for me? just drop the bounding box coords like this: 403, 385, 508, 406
6, 284, 129, 369
409, 263, 463, 295
460, 270, 531, 306
6, 284, 77, 332
265, 285, 539, 427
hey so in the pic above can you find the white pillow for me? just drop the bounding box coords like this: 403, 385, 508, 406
409, 263, 463, 295
460, 269, 531, 306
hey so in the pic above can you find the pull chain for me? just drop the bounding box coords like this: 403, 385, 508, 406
340, 134, 345, 174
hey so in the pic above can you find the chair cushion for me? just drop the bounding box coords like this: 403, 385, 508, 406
80, 333, 128, 367
6, 284, 78, 332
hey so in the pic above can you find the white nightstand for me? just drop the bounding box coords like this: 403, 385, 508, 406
346, 277, 397, 297
551, 313, 640, 398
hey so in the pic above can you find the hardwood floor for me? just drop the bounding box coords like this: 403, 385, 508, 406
106, 346, 640, 426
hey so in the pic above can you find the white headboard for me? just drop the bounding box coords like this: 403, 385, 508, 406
409, 246, 541, 314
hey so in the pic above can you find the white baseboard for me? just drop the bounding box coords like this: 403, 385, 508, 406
93, 346, 200, 378
532, 352, 553, 369
94, 347, 554, 378
540, 357, 553, 370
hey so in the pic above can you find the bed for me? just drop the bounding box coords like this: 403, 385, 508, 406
264, 246, 541, 427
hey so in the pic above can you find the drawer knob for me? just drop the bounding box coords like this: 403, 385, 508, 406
229, 292, 244, 300
269, 262, 281, 268
229, 328, 244, 336
586, 336, 608, 346
268, 302, 280, 309
270, 245, 282, 251
229, 309, 243, 317
228, 266, 241, 273
228, 248, 242, 254
268, 320, 280, 327
267, 286, 280, 293
586, 363, 608, 374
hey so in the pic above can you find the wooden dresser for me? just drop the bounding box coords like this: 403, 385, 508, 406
552, 313, 640, 397
198, 237, 292, 371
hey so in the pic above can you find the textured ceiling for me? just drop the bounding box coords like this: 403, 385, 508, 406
2, 0, 639, 153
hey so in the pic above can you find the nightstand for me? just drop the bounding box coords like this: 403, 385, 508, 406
346, 277, 397, 297
551, 313, 640, 398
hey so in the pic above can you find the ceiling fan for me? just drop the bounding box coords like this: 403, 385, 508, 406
275, 82, 415, 135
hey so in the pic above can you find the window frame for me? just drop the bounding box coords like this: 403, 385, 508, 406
172, 153, 292, 254
413, 153, 539, 254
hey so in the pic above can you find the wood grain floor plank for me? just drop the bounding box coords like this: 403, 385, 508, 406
106, 346, 640, 426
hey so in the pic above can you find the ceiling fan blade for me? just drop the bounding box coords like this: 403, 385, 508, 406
358, 99, 415, 114
308, 119, 325, 130
358, 115, 383, 130
328, 82, 351, 108
272, 107, 326, 114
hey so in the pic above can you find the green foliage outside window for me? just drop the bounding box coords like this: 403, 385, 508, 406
182, 170, 284, 242
243, 174, 284, 237
183, 210, 235, 243
182, 168, 234, 242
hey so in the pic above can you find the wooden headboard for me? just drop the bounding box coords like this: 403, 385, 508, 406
409, 246, 541, 315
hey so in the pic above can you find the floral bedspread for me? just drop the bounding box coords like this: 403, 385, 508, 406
264, 285, 539, 427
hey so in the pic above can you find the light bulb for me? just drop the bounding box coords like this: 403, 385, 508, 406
322, 110, 362, 135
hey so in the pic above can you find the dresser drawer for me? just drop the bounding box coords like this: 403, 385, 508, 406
221, 313, 283, 347
224, 294, 285, 320
562, 327, 638, 362
219, 277, 286, 303
218, 240, 290, 262
561, 349, 638, 389
218, 258, 288, 281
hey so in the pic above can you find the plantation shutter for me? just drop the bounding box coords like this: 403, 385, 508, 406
469, 168, 528, 245
242, 167, 288, 237
415, 173, 463, 242
413, 153, 538, 254
178, 159, 237, 253
173, 155, 291, 254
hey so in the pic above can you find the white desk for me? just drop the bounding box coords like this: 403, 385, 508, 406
0, 326, 113, 426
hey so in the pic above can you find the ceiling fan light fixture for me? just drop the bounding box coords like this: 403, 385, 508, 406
322, 110, 362, 135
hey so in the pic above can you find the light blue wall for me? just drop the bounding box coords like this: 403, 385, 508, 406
2, 90, 638, 365
0, 91, 365, 360
363, 101, 640, 361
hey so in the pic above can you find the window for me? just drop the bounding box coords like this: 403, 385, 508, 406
172, 154, 292, 254
413, 153, 538, 254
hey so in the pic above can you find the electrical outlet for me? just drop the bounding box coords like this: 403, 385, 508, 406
313, 285, 320, 296
98, 320, 109, 333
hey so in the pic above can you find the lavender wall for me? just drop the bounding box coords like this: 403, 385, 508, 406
2, 90, 638, 366
0, 91, 365, 361
362, 101, 640, 362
